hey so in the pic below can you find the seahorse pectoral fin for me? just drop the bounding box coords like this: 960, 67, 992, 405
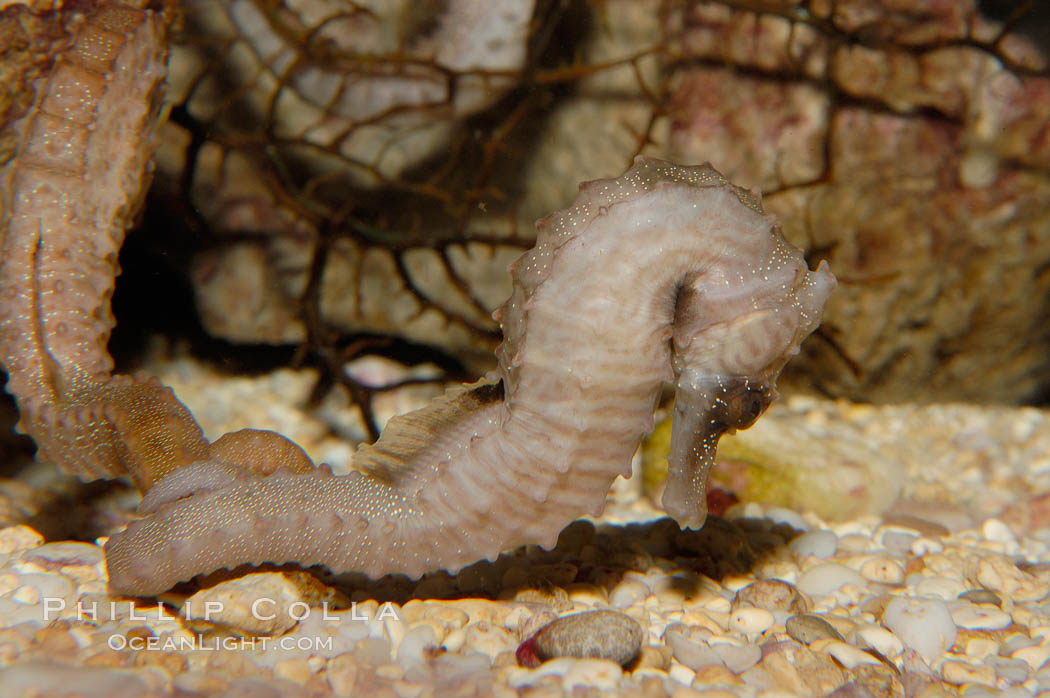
661, 382, 718, 530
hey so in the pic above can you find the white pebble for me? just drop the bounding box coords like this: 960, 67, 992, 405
1012, 645, 1050, 670
941, 659, 996, 687
14, 573, 74, 608
728, 607, 774, 640
396, 624, 437, 667
964, 636, 1000, 659
721, 576, 755, 593
914, 575, 966, 600
734, 502, 765, 519
354, 636, 392, 666
789, 530, 838, 559
823, 640, 882, 669
951, 605, 1012, 631
765, 508, 810, 532
182, 572, 303, 636
713, 642, 761, 673
982, 518, 1017, 545
0, 659, 153, 696
859, 555, 905, 585
875, 526, 918, 550
442, 627, 466, 653
664, 627, 722, 671
911, 537, 944, 555
336, 617, 370, 646
11, 585, 39, 605
667, 662, 696, 686
382, 613, 406, 650
0, 596, 49, 628
704, 596, 731, 614
836, 533, 872, 553
610, 580, 649, 609
881, 531, 919, 554
853, 624, 904, 657
975, 556, 1048, 601
991, 657, 1032, 683
0, 526, 43, 555
1004, 634, 1038, 655
796, 562, 865, 597
882, 596, 957, 663
562, 658, 623, 691
461, 621, 515, 661
508, 658, 572, 688
22, 541, 104, 569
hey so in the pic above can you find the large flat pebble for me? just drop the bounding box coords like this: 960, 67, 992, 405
882, 596, 957, 663
182, 572, 307, 635
797, 562, 866, 597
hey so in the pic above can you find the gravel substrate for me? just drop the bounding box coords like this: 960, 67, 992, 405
1, 373, 1049, 696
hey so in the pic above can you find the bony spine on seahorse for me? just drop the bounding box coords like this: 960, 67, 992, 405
104, 157, 836, 596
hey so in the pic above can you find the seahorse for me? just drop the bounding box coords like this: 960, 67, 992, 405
0, 1, 207, 492
0, 1, 315, 496
104, 157, 835, 596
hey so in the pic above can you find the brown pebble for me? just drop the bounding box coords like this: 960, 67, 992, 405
33, 625, 78, 655
786, 614, 844, 645
492, 651, 518, 668
825, 680, 878, 698
82, 647, 133, 669
512, 582, 573, 612
904, 557, 926, 576
860, 595, 892, 618
880, 514, 949, 538
958, 589, 1003, 608
557, 520, 596, 550
20, 541, 103, 569
733, 579, 809, 614
124, 626, 156, 643
133, 649, 189, 676
533, 562, 579, 587
634, 644, 672, 670
282, 570, 351, 608
852, 662, 905, 697
694, 664, 747, 686
532, 610, 643, 665
518, 610, 559, 641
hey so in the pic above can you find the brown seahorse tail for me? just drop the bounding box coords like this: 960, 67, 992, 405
105, 381, 542, 595
0, 3, 200, 487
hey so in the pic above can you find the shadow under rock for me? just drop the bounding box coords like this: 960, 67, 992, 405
24, 478, 137, 544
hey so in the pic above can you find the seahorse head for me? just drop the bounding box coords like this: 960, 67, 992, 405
662, 190, 836, 529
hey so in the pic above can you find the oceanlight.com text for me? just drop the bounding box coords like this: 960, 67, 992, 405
107, 634, 336, 652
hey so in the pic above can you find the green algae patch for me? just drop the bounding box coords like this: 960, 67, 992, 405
642, 403, 901, 522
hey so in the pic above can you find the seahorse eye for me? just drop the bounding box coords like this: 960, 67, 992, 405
731, 386, 770, 430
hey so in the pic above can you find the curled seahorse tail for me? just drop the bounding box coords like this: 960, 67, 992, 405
0, 2, 184, 489
106, 469, 349, 596
105, 379, 628, 595
24, 373, 209, 489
